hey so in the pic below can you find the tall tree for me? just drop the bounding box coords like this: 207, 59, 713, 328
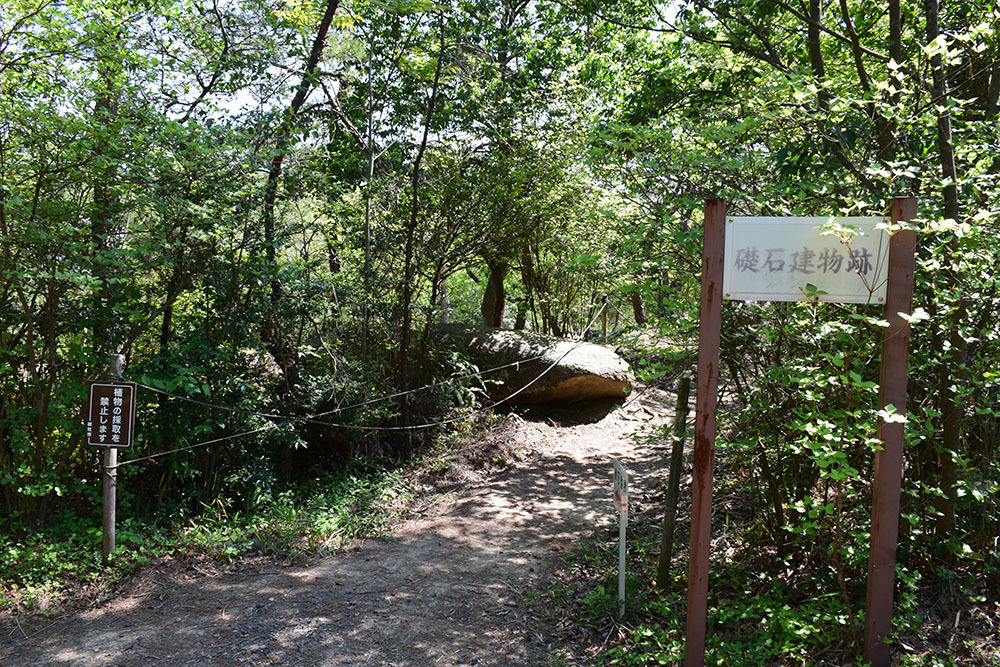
261, 0, 342, 394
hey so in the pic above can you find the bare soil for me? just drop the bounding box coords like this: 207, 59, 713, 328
1, 390, 671, 666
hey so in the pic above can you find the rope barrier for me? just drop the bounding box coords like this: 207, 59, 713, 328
113, 424, 281, 468
132, 349, 560, 424
113, 307, 609, 469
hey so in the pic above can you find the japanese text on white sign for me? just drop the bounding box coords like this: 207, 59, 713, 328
723, 217, 889, 303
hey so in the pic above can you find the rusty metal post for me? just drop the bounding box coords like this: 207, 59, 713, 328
684, 199, 726, 666
864, 197, 918, 666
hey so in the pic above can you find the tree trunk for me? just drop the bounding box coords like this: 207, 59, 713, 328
513, 301, 526, 330
631, 291, 647, 326
480, 259, 508, 328
802, 0, 880, 195
935, 302, 968, 541
363, 26, 376, 357
438, 280, 450, 325
519, 247, 538, 330
924, 0, 967, 548
91, 33, 123, 360
260, 0, 341, 395
987, 61, 1000, 119
418, 267, 445, 383
398, 14, 445, 437
0, 396, 11, 526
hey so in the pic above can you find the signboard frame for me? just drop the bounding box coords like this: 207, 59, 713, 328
722, 216, 891, 304
86, 381, 138, 449
683, 198, 917, 667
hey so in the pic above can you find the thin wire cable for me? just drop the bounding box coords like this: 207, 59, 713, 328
112, 424, 281, 469
305, 351, 551, 419
136, 383, 291, 420
131, 349, 555, 423
300, 305, 610, 431
305, 339, 597, 431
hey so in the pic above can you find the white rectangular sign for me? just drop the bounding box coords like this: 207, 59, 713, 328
723, 217, 890, 304
613, 458, 628, 619
613, 458, 628, 515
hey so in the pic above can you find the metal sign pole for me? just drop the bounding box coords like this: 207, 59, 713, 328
102, 354, 125, 563
618, 505, 626, 618
863, 197, 918, 666
684, 199, 726, 667
103, 446, 117, 562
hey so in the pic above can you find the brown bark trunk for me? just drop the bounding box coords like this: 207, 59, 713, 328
924, 0, 966, 548
91, 38, 122, 360
806, 0, 828, 110
987, 61, 1000, 119
838, 0, 897, 164
631, 291, 647, 326
398, 15, 445, 436
260, 0, 341, 394
480, 259, 508, 328
803, 0, 880, 194
519, 247, 538, 330
438, 279, 450, 325
513, 302, 526, 330
0, 396, 11, 525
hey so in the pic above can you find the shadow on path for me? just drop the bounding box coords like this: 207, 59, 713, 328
1, 391, 675, 666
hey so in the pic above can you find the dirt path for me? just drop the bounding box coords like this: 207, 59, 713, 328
2, 391, 671, 666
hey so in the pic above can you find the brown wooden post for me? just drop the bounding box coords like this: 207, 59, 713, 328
684, 199, 726, 666
601, 296, 608, 343
864, 197, 918, 666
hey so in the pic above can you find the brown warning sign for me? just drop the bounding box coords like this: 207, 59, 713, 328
86, 381, 137, 448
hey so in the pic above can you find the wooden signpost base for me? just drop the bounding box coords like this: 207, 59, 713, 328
683, 198, 917, 667
863, 197, 918, 666
103, 446, 117, 562
684, 199, 725, 667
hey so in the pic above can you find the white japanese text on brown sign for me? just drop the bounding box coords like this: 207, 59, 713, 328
87, 382, 137, 448
723, 217, 889, 304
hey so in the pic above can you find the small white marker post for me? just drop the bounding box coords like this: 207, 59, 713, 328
613, 458, 629, 619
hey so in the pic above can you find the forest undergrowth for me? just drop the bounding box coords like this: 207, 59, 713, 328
536, 381, 1000, 667
0, 411, 521, 616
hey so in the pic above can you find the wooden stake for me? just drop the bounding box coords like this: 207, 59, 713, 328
618, 503, 626, 618
657, 375, 691, 588
684, 199, 726, 666
864, 197, 918, 666
613, 458, 629, 618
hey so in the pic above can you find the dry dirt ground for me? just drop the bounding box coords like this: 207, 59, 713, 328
1, 390, 672, 666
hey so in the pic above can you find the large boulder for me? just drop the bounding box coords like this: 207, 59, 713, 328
436, 324, 634, 405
